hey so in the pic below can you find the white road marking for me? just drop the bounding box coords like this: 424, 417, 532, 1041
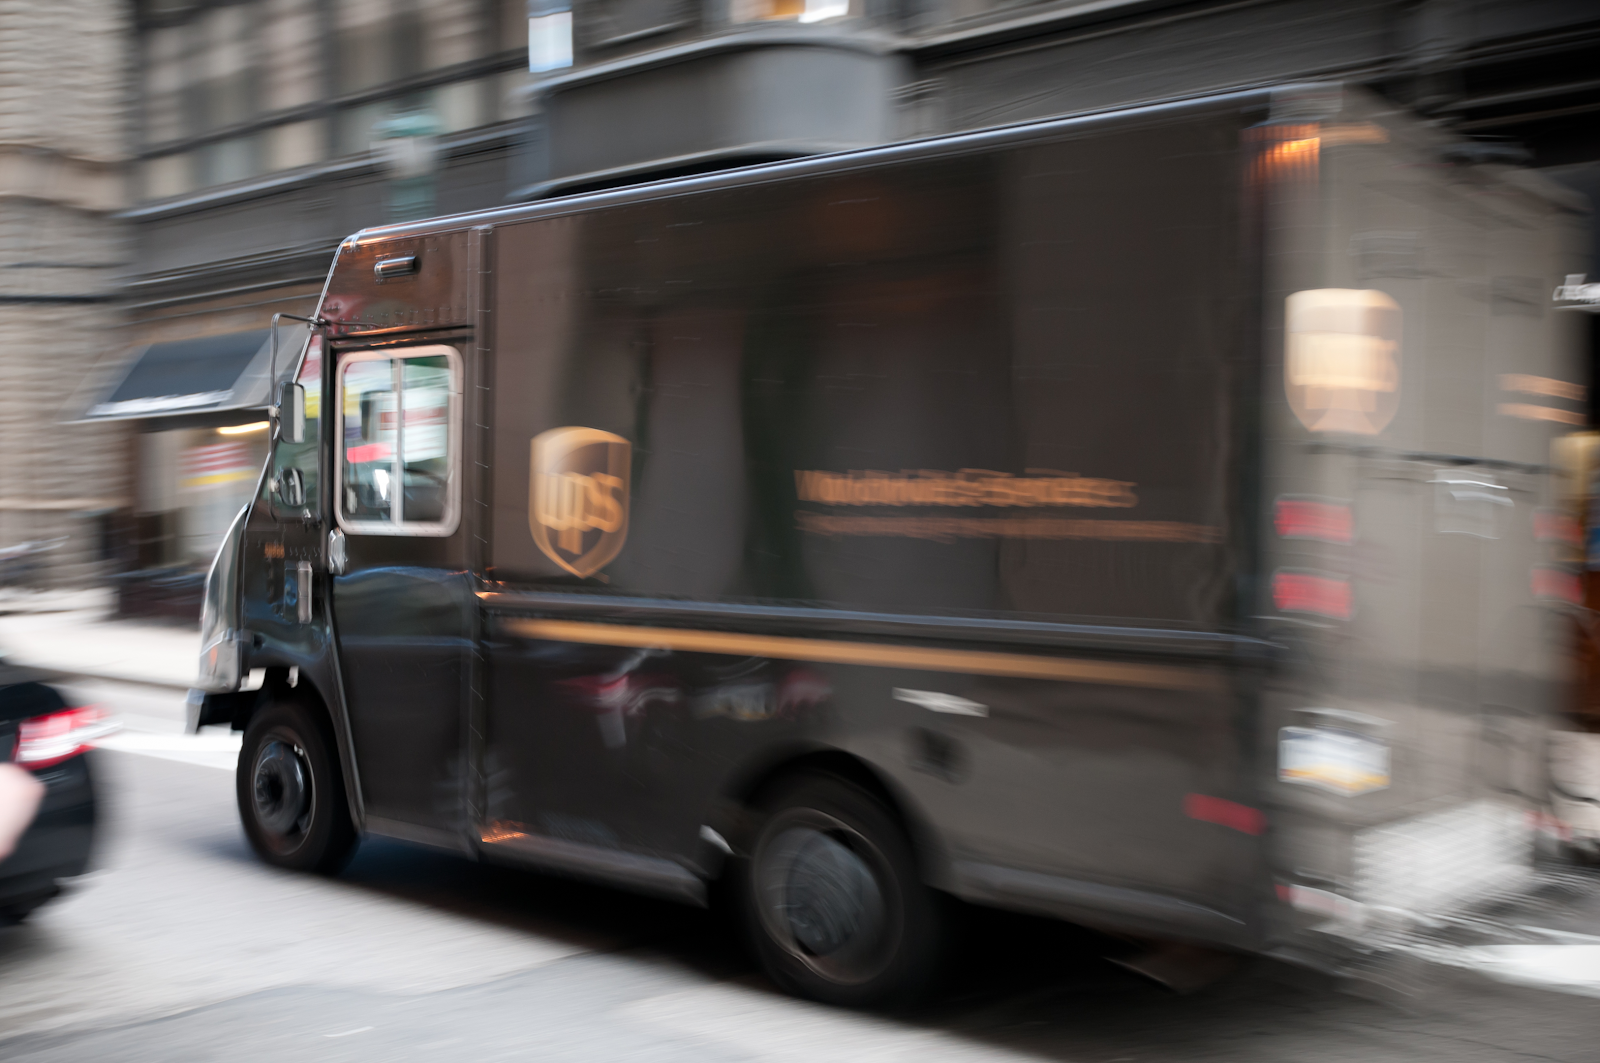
95, 728, 240, 771
1516, 924, 1600, 945
115, 712, 189, 735
621, 982, 1046, 1062
324, 1026, 375, 1038
1426, 943, 1600, 998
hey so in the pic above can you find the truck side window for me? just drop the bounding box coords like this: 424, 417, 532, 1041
335, 346, 461, 535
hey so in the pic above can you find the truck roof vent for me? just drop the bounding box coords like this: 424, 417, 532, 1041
374, 254, 419, 282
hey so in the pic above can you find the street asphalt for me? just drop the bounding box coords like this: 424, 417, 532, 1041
0, 679, 1597, 1062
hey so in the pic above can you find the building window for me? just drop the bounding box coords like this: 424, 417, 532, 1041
195, 134, 264, 187
334, 100, 390, 157
573, 0, 690, 51
137, 0, 524, 198
528, 6, 574, 72
142, 154, 194, 201
423, 0, 485, 70
499, 0, 531, 51
265, 119, 326, 172
429, 81, 483, 133
187, 4, 262, 135
335, 0, 424, 95
143, 25, 188, 144
496, 69, 536, 121
262, 0, 322, 113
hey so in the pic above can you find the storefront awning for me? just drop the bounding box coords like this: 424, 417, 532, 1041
74, 326, 305, 423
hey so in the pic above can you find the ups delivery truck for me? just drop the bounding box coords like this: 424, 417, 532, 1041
195, 82, 1587, 1004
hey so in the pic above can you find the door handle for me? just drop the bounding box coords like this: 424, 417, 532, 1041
287, 560, 313, 624
327, 527, 348, 576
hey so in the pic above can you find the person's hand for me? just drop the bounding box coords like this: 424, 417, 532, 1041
0, 762, 45, 862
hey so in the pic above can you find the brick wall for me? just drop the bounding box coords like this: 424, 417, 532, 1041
0, 0, 132, 587
0, 0, 128, 156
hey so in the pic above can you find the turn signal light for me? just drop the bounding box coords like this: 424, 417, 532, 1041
1532, 567, 1582, 606
1274, 498, 1352, 544
14, 707, 115, 769
1272, 571, 1352, 620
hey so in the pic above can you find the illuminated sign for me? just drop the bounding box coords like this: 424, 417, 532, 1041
1280, 726, 1390, 796
1285, 289, 1401, 435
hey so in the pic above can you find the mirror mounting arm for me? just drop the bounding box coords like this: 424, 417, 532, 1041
268, 312, 322, 442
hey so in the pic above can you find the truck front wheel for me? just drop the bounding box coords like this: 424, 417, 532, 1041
237, 700, 356, 874
744, 773, 944, 1007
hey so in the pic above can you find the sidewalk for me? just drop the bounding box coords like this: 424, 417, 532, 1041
0, 589, 197, 691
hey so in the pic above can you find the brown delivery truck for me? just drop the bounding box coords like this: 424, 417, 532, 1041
193, 81, 1587, 1004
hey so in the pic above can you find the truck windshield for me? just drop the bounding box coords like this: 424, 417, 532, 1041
267, 334, 322, 519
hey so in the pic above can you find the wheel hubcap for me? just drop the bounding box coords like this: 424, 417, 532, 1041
782, 830, 880, 956
253, 738, 311, 836
757, 812, 896, 985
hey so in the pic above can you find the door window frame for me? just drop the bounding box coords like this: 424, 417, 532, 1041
333, 344, 463, 537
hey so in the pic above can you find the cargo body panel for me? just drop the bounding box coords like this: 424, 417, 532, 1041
219, 83, 1584, 970
1253, 95, 1585, 946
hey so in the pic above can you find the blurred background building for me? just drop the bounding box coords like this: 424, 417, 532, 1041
0, 0, 130, 589
31, 0, 1600, 607
514, 0, 1600, 202
80, 0, 531, 613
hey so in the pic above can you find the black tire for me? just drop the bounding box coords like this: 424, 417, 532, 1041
0, 901, 42, 925
237, 700, 357, 874
743, 772, 944, 1007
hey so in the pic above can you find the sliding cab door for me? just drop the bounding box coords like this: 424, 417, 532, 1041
330, 345, 472, 834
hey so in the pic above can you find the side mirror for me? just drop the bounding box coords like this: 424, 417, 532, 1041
274, 467, 305, 509
277, 381, 306, 444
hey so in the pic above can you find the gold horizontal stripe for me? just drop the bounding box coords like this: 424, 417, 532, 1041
796, 512, 1221, 543
181, 471, 254, 488
502, 617, 1220, 692
1498, 402, 1585, 426
0, 497, 128, 511
1499, 374, 1585, 403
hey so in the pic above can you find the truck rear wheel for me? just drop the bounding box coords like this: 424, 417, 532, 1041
744, 773, 943, 1007
237, 700, 356, 874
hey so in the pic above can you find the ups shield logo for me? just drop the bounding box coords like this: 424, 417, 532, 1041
529, 427, 631, 577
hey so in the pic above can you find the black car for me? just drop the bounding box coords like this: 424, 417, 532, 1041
0, 666, 101, 921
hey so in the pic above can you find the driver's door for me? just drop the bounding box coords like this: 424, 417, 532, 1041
328, 344, 471, 836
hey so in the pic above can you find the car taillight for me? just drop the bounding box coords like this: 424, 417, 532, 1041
15, 707, 115, 769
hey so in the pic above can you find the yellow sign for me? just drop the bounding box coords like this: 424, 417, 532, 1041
529, 427, 631, 578
1279, 726, 1390, 797
794, 468, 1136, 508
1285, 289, 1401, 435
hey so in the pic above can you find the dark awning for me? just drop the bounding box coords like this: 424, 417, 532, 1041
74, 326, 304, 423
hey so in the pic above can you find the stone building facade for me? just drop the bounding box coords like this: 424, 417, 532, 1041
85, 0, 1600, 597
0, 0, 131, 586
90, 0, 531, 591
517, 0, 1600, 202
